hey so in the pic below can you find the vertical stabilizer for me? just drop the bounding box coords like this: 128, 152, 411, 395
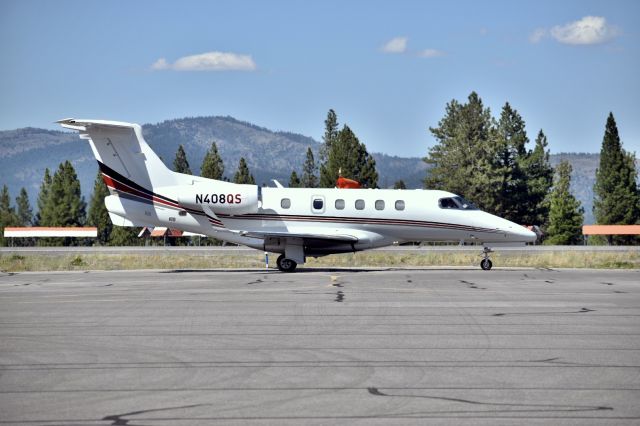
58, 118, 176, 189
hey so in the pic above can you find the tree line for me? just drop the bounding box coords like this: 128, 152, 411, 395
1, 97, 638, 246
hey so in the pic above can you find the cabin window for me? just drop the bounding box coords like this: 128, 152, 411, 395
375, 200, 385, 210
281, 198, 291, 209
178, 210, 187, 216
355, 199, 365, 210
335, 199, 345, 210
438, 196, 478, 210
395, 200, 405, 211
313, 198, 324, 210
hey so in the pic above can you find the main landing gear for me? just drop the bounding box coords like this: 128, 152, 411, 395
276, 254, 298, 272
480, 247, 493, 271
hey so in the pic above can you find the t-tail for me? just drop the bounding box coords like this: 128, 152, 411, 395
58, 118, 177, 188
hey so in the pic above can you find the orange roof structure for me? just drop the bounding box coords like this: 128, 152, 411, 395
582, 225, 640, 235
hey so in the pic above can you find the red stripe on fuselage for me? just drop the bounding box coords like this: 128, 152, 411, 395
102, 173, 180, 209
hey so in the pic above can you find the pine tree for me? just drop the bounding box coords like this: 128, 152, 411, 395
173, 144, 192, 174
9, 187, 34, 247
62, 161, 86, 227
15, 188, 33, 226
324, 125, 358, 186
320, 124, 378, 188
545, 161, 584, 245
490, 102, 530, 222
320, 109, 339, 163
593, 113, 640, 244
35, 168, 52, 225
424, 92, 496, 210
233, 157, 256, 184
289, 171, 301, 188
201, 141, 225, 180
521, 130, 553, 226
394, 180, 407, 189
0, 185, 18, 247
87, 170, 112, 245
319, 109, 340, 187
301, 147, 318, 188
40, 161, 86, 245
359, 145, 379, 188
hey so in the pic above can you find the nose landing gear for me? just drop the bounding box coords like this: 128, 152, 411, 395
480, 247, 493, 270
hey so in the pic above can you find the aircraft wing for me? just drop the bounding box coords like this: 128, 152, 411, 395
233, 229, 359, 242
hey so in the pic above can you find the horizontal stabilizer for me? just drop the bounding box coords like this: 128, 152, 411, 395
57, 118, 136, 132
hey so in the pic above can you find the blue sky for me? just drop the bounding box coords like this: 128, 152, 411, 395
1, 0, 638, 157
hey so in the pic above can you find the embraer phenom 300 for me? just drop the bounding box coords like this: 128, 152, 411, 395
58, 119, 536, 272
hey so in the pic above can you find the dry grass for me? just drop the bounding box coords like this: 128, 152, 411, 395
1, 250, 639, 272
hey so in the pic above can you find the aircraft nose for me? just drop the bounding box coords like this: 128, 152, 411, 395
506, 224, 537, 243
490, 214, 538, 243
476, 212, 538, 243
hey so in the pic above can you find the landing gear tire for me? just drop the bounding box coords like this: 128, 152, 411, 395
276, 254, 297, 272
480, 247, 493, 271
480, 258, 493, 271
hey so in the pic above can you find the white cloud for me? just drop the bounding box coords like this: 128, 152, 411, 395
529, 28, 547, 44
151, 51, 257, 71
151, 58, 169, 70
381, 36, 408, 53
550, 16, 619, 45
418, 48, 445, 58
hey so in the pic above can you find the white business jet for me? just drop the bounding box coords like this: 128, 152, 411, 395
58, 119, 536, 272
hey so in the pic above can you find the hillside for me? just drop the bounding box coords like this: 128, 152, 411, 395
0, 116, 632, 225
140, 116, 427, 188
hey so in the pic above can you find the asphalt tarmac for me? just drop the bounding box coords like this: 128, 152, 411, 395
0, 268, 639, 425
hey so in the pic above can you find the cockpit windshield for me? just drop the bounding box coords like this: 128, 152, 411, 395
438, 196, 479, 210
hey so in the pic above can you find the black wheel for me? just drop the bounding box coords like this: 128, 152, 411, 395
276, 254, 297, 272
480, 258, 493, 271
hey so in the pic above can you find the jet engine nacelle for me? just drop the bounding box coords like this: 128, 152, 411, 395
173, 181, 260, 215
